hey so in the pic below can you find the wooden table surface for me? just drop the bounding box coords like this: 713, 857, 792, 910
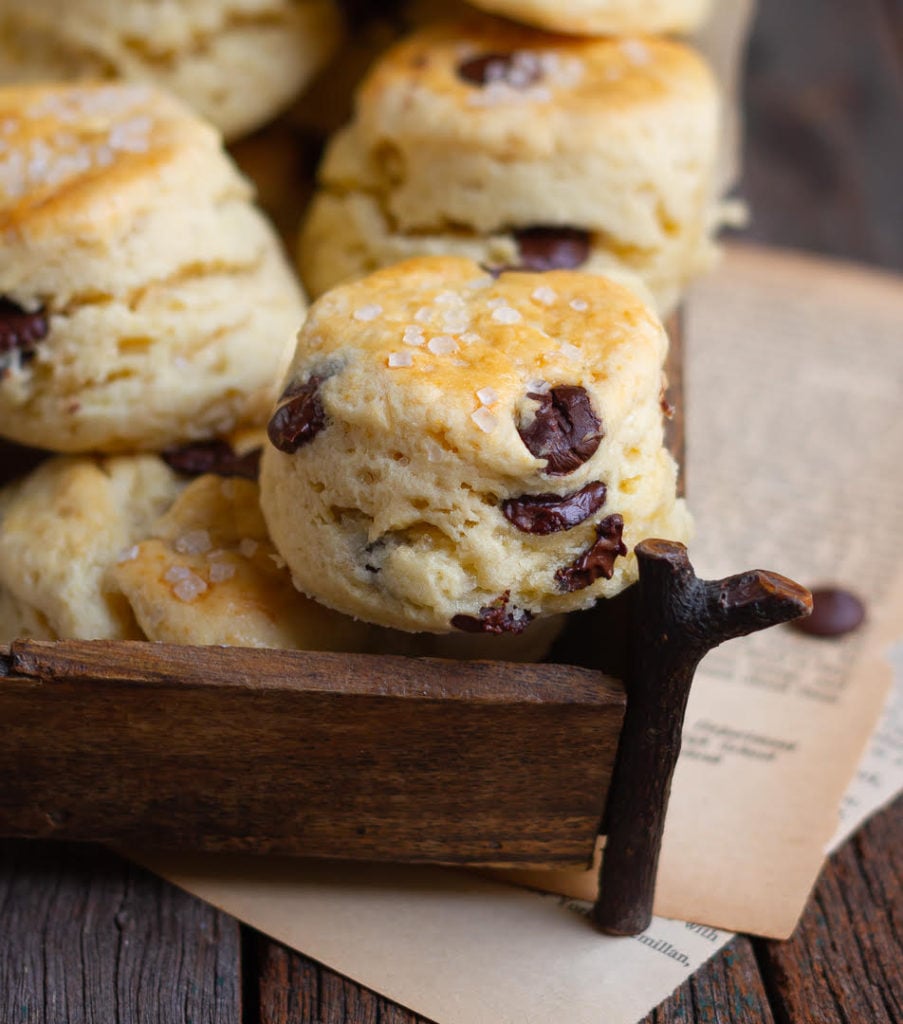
2, 0, 902, 1020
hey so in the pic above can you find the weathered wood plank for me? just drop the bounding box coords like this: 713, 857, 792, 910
754, 793, 903, 1024
256, 935, 434, 1024
651, 937, 776, 1024
0, 840, 241, 1024
0, 639, 624, 867
743, 0, 903, 271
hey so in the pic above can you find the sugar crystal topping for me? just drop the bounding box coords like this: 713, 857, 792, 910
427, 335, 458, 355
464, 51, 582, 108
532, 285, 557, 305
353, 304, 382, 322
0, 85, 156, 202
492, 305, 522, 325
174, 529, 212, 555
388, 351, 413, 368
164, 564, 208, 602
471, 407, 498, 433
424, 437, 445, 462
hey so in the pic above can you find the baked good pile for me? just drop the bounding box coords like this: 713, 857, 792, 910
0, 0, 725, 659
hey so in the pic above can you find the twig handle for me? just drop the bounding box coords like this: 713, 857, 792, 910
594, 540, 811, 935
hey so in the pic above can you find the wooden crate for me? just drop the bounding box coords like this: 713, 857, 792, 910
0, 323, 811, 934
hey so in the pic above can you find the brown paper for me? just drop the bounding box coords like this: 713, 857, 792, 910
490, 246, 903, 934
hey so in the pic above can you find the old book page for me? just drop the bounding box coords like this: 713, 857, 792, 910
138, 245, 903, 1023
494, 244, 903, 935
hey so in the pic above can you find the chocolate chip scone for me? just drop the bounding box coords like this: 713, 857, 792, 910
461, 0, 712, 36
0, 0, 342, 140
109, 456, 563, 658
260, 257, 691, 634
0, 83, 306, 453
299, 18, 721, 315
110, 472, 381, 651
0, 454, 182, 643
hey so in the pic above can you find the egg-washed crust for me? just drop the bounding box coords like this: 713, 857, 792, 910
463, 0, 712, 36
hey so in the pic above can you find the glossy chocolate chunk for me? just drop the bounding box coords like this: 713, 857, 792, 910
791, 587, 865, 637
457, 51, 542, 89
0, 298, 49, 370
163, 441, 261, 480
451, 592, 533, 635
514, 227, 591, 272
555, 514, 627, 592
517, 385, 603, 476
502, 481, 607, 535
267, 376, 326, 454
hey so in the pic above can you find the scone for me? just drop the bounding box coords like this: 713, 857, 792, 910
260, 257, 691, 634
461, 0, 712, 36
0, 454, 182, 643
298, 19, 721, 315
110, 473, 379, 651
0, 83, 306, 453
0, 0, 343, 140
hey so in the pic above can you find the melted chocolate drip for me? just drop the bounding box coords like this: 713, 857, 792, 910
502, 481, 607, 535
451, 591, 533, 635
267, 376, 327, 454
163, 441, 261, 480
516, 385, 603, 476
555, 514, 627, 592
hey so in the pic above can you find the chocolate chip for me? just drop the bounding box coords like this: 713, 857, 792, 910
457, 51, 542, 89
513, 227, 591, 272
516, 385, 603, 476
555, 514, 627, 592
267, 376, 326, 454
451, 591, 533, 635
502, 481, 607, 535
0, 298, 49, 375
162, 441, 261, 480
791, 587, 865, 637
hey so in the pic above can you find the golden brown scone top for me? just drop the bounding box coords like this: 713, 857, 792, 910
0, 82, 243, 240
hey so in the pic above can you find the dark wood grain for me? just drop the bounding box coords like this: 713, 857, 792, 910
652, 937, 776, 1024
0, 840, 241, 1024
741, 0, 903, 271
255, 936, 432, 1024
754, 793, 903, 1024
0, 639, 624, 867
